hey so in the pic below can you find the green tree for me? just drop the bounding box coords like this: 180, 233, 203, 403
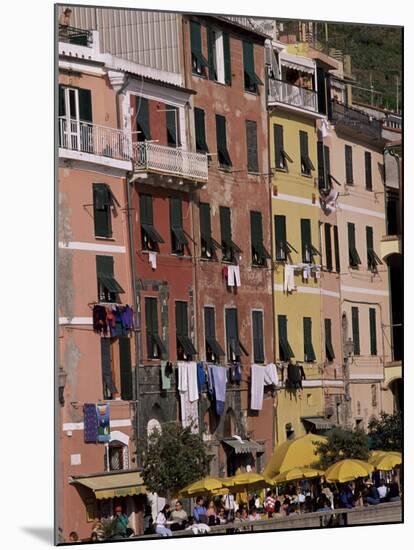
315, 428, 370, 470
141, 422, 211, 498
368, 411, 402, 451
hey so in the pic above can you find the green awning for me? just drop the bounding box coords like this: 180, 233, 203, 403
99, 276, 125, 294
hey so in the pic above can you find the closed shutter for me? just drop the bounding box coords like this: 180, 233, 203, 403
225, 308, 240, 359
190, 21, 208, 69
324, 145, 331, 181
220, 206, 232, 247
96, 255, 114, 278
274, 124, 285, 169
59, 85, 66, 117
119, 337, 133, 401
207, 27, 217, 80
140, 194, 153, 225
93, 184, 112, 238
301, 219, 312, 263
145, 297, 158, 358
366, 225, 374, 269
365, 151, 372, 190
251, 211, 268, 264
246, 120, 259, 173
216, 114, 232, 166
345, 145, 353, 184
204, 307, 215, 339
369, 308, 377, 355
194, 107, 208, 153
317, 141, 326, 190
78, 88, 92, 122
101, 338, 117, 396
200, 202, 212, 244
277, 315, 294, 361
170, 197, 182, 229
242, 41, 262, 91
136, 96, 151, 141
176, 301, 188, 336
325, 223, 333, 271
252, 310, 264, 363
333, 225, 341, 273
300, 131, 310, 174
348, 222, 361, 267
275, 215, 287, 260
166, 106, 178, 147
351, 307, 360, 355
223, 32, 232, 85
325, 319, 335, 361
303, 317, 316, 362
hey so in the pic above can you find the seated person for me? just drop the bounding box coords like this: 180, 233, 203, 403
170, 500, 188, 531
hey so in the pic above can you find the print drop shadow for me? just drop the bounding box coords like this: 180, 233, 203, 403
21, 526, 54, 544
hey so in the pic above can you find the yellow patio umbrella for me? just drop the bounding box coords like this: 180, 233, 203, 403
223, 472, 273, 493
369, 451, 402, 471
179, 476, 225, 497
324, 459, 374, 483
263, 434, 327, 478
273, 467, 324, 484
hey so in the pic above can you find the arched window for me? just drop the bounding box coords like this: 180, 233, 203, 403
106, 441, 129, 471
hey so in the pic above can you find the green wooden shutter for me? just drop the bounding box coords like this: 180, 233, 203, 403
59, 85, 66, 117
303, 317, 316, 362
369, 308, 377, 355
325, 318, 335, 361
176, 301, 188, 336
275, 215, 287, 260
351, 307, 360, 355
300, 131, 309, 174
78, 88, 92, 122
274, 124, 284, 169
96, 255, 114, 277
216, 114, 231, 166
170, 197, 182, 229
101, 338, 117, 396
199, 202, 212, 243
365, 151, 372, 190
317, 141, 326, 190
345, 145, 353, 184
366, 225, 374, 269
207, 27, 217, 80
204, 307, 215, 339
220, 206, 232, 247
137, 97, 151, 140
194, 107, 208, 152
348, 222, 355, 264
334, 225, 341, 273
225, 308, 240, 359
93, 184, 111, 238
166, 106, 178, 147
190, 21, 207, 68
301, 219, 312, 262
324, 145, 331, 181
119, 337, 133, 401
246, 120, 259, 173
277, 315, 294, 360
223, 32, 232, 85
140, 194, 153, 225
145, 297, 158, 358
250, 211, 264, 262
325, 223, 333, 271
252, 310, 264, 363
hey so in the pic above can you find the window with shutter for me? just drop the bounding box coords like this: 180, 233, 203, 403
119, 337, 133, 400
324, 145, 331, 184
366, 225, 383, 271
348, 222, 361, 268
93, 183, 112, 238
246, 120, 259, 173
166, 105, 180, 147
225, 308, 248, 362
96, 255, 124, 303
369, 308, 377, 355
200, 202, 219, 259
145, 297, 167, 359
216, 114, 232, 168
351, 307, 360, 355
333, 225, 341, 273
194, 108, 209, 153
223, 32, 232, 85
251, 211, 270, 267
101, 338, 117, 398
345, 145, 353, 184
317, 141, 326, 190
277, 315, 294, 361
301, 219, 320, 263
325, 319, 335, 362
303, 317, 316, 362
274, 215, 296, 261
78, 88, 92, 123
190, 21, 208, 76
274, 124, 290, 170
242, 41, 262, 93
300, 131, 314, 176
204, 307, 225, 361
219, 206, 241, 263
176, 301, 197, 359
252, 310, 265, 363
325, 223, 333, 271
170, 197, 188, 255
140, 194, 164, 251
365, 151, 373, 190
135, 96, 151, 141
207, 27, 218, 81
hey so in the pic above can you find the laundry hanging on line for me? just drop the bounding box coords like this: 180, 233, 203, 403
208, 365, 227, 416
93, 304, 134, 336
250, 363, 280, 411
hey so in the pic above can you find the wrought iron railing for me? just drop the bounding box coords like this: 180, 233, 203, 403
58, 117, 131, 161
132, 141, 208, 182
58, 24, 93, 46
268, 79, 318, 112
330, 101, 383, 139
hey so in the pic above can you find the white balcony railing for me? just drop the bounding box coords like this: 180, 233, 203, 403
59, 117, 131, 161
268, 79, 318, 113
132, 141, 208, 182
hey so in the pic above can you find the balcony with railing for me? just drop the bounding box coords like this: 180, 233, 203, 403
58, 117, 132, 167
132, 141, 209, 184
330, 101, 383, 140
268, 79, 318, 113
58, 24, 93, 47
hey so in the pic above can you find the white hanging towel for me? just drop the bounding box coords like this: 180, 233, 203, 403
227, 265, 241, 288
177, 361, 188, 392
264, 363, 279, 386
179, 390, 199, 433
187, 361, 199, 402
320, 119, 330, 138
178, 361, 199, 433
148, 251, 157, 270
283, 264, 296, 292
250, 364, 265, 410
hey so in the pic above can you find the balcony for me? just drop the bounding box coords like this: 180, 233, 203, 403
132, 141, 209, 186
268, 79, 318, 114
58, 24, 93, 47
330, 101, 383, 141
58, 117, 132, 169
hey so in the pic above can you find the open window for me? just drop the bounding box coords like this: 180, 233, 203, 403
194, 108, 209, 154
301, 219, 320, 264
96, 255, 124, 303
274, 124, 292, 171
101, 337, 133, 401
243, 41, 263, 93
225, 308, 248, 362
277, 315, 294, 361
105, 441, 129, 471
250, 211, 271, 267
176, 301, 197, 360
274, 215, 296, 261
190, 20, 208, 76
170, 197, 189, 255
303, 317, 316, 362
216, 114, 232, 169
204, 307, 225, 362
140, 194, 164, 251
145, 297, 167, 359
325, 319, 335, 362
366, 226, 383, 272
135, 96, 151, 142
300, 131, 314, 176
200, 202, 220, 259
348, 222, 361, 268
93, 183, 120, 238
220, 206, 242, 263
166, 105, 180, 148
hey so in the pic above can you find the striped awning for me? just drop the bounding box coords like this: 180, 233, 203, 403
280, 52, 316, 74
222, 438, 264, 455
71, 471, 146, 500
301, 417, 334, 431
